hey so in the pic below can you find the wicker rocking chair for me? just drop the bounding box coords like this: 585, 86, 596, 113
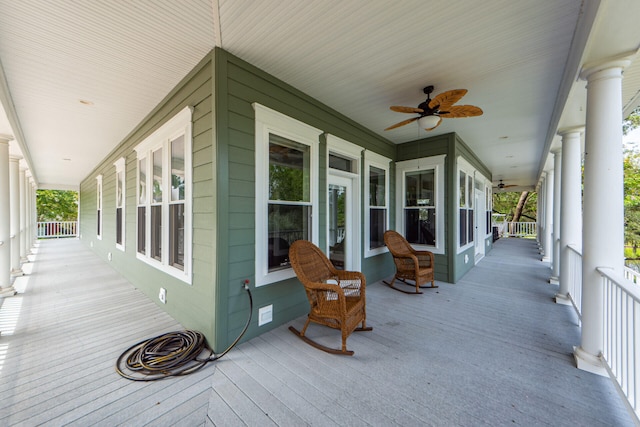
288, 240, 372, 356
383, 230, 437, 294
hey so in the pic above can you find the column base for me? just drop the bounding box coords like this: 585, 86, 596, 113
554, 293, 572, 305
0, 286, 17, 297
574, 346, 608, 377
541, 255, 551, 263
11, 268, 24, 277
549, 276, 559, 285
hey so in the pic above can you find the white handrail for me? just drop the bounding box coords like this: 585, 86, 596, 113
597, 267, 640, 422
37, 221, 78, 239
567, 245, 582, 321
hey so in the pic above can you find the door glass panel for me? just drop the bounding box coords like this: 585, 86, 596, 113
329, 184, 346, 269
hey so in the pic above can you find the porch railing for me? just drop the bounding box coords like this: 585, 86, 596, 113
37, 221, 78, 239
492, 221, 537, 238
564, 246, 640, 421
624, 266, 640, 285
566, 245, 583, 321
598, 267, 640, 420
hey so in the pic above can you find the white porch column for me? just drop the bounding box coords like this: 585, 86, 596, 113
575, 56, 632, 375
19, 164, 27, 262
27, 176, 37, 249
0, 135, 16, 296
556, 127, 584, 305
9, 155, 23, 275
538, 174, 546, 253
542, 169, 554, 264
550, 149, 562, 283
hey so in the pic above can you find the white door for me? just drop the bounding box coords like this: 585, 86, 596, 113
328, 174, 359, 271
475, 188, 486, 261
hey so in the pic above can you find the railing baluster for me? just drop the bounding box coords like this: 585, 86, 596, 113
36, 221, 78, 239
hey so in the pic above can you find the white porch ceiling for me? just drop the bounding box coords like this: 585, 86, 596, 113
0, 0, 639, 190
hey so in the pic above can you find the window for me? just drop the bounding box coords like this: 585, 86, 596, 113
486, 185, 492, 236
396, 155, 445, 254
327, 134, 362, 271
365, 151, 390, 257
134, 106, 192, 283
114, 158, 125, 250
137, 157, 147, 255
254, 103, 321, 286
96, 175, 103, 240
458, 158, 476, 250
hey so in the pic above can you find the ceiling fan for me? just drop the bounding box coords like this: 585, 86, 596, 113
385, 85, 483, 131
493, 180, 517, 190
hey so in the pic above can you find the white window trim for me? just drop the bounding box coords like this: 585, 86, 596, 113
364, 150, 390, 258
134, 106, 193, 284
327, 134, 362, 270
96, 174, 103, 240
254, 103, 322, 287
457, 157, 491, 253
114, 158, 126, 251
395, 155, 446, 255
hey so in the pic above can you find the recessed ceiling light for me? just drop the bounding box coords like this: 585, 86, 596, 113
63, 157, 71, 161
499, 136, 509, 139
79, 99, 94, 106
506, 155, 514, 158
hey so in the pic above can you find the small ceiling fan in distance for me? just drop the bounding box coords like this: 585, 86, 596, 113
493, 180, 517, 190
385, 85, 483, 131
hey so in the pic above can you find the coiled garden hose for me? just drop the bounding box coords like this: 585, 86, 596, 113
116, 281, 253, 381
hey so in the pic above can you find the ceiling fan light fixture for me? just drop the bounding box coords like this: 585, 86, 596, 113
417, 115, 440, 130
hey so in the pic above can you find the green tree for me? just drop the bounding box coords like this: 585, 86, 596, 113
623, 107, 640, 136
624, 149, 640, 256
37, 190, 78, 221
493, 191, 537, 222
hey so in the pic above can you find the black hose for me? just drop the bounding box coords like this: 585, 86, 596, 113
116, 282, 253, 381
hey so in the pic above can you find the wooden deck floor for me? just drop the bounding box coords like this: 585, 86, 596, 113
0, 238, 634, 426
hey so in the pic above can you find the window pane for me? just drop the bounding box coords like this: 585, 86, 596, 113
151, 205, 162, 261
369, 208, 386, 250
369, 166, 386, 207
171, 135, 185, 201
468, 175, 474, 208
269, 134, 310, 202
459, 171, 466, 207
468, 209, 474, 243
116, 207, 123, 245
170, 203, 184, 269
405, 208, 436, 245
153, 148, 163, 203
116, 171, 123, 207
486, 211, 491, 235
138, 158, 146, 204
405, 170, 434, 207
97, 209, 101, 236
268, 204, 310, 272
137, 206, 146, 254
460, 208, 467, 246
329, 153, 353, 173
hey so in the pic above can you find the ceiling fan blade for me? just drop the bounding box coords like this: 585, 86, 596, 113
390, 106, 424, 114
384, 116, 419, 131
423, 116, 443, 131
429, 89, 467, 110
439, 105, 483, 118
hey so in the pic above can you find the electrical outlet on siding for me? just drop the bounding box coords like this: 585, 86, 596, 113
259, 305, 273, 326
159, 287, 167, 304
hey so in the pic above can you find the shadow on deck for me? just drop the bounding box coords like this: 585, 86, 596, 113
0, 237, 634, 426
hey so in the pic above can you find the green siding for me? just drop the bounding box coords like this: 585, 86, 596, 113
214, 48, 395, 349
396, 132, 492, 283
78, 47, 493, 352
79, 54, 217, 342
